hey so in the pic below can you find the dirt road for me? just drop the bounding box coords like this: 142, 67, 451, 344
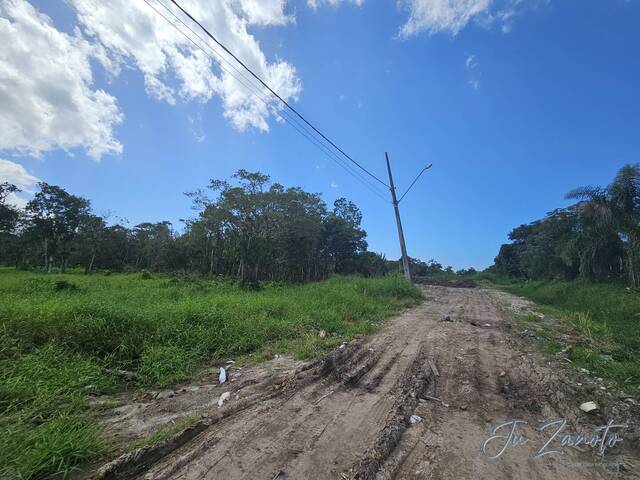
98, 286, 639, 479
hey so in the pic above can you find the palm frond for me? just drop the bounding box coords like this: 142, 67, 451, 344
565, 186, 606, 200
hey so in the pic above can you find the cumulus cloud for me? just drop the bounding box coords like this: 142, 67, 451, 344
0, 0, 123, 160
70, 0, 301, 132
0, 158, 40, 207
398, 0, 532, 37
308, 0, 364, 9
0, 0, 304, 161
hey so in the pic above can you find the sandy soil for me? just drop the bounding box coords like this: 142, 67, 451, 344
96, 286, 640, 480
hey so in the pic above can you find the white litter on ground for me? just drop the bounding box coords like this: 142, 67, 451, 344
579, 401, 598, 413
218, 392, 231, 407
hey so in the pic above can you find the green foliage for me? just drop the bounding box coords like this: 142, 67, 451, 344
0, 343, 114, 480
1, 172, 398, 282
0, 269, 422, 479
53, 279, 78, 292
130, 416, 197, 451
501, 280, 640, 390
494, 164, 640, 284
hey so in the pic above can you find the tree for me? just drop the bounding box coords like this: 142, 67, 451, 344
2, 171, 399, 283
495, 164, 640, 285
0, 183, 23, 266
322, 198, 367, 275
25, 183, 90, 273
73, 214, 107, 273
0, 182, 20, 233
131, 222, 176, 272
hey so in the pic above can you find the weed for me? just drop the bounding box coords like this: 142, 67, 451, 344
130, 416, 197, 451
0, 269, 422, 478
498, 280, 640, 393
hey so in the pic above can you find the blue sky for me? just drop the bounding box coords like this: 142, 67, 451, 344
1, 0, 639, 269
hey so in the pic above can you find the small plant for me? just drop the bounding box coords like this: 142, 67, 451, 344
53, 280, 78, 292
140, 269, 152, 280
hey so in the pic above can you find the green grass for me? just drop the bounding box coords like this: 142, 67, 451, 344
497, 280, 640, 394
0, 269, 422, 479
129, 416, 197, 451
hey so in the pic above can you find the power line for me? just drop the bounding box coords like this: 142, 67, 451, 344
149, 0, 388, 200
166, 0, 389, 190
142, 0, 389, 202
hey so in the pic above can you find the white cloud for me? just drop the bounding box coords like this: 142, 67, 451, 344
235, 0, 294, 25
330, 180, 338, 188
0, 0, 123, 160
308, 0, 364, 9
399, 0, 491, 36
465, 54, 479, 89
0, 159, 40, 207
70, 0, 301, 132
465, 54, 477, 69
188, 113, 206, 143
398, 0, 533, 37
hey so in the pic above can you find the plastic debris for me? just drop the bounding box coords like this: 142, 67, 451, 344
483, 323, 492, 327
410, 415, 423, 424
499, 371, 506, 377
218, 391, 231, 407
219, 367, 227, 384
579, 401, 598, 413
318, 330, 327, 338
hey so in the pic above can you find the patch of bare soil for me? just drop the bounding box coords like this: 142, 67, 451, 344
413, 278, 478, 288
92, 286, 640, 480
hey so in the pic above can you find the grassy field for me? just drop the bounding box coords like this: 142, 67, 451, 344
496, 280, 640, 395
0, 269, 422, 480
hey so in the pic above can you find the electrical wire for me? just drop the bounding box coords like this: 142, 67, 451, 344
166, 0, 389, 189
142, 0, 389, 202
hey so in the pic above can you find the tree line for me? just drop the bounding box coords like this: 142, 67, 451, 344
493, 164, 640, 285
0, 170, 409, 284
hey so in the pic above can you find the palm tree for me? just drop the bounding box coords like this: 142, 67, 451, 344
567, 164, 640, 285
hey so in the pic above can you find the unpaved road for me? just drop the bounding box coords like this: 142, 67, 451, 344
98, 286, 640, 479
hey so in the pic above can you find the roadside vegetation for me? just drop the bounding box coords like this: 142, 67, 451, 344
498, 280, 640, 393
486, 164, 640, 395
0, 270, 422, 479
493, 164, 640, 286
0, 170, 401, 285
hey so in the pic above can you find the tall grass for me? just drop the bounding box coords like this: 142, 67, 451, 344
500, 280, 640, 391
0, 269, 422, 479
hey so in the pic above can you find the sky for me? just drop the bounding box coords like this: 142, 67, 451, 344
0, 0, 639, 270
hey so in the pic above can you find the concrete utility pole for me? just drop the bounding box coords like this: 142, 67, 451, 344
385, 152, 412, 283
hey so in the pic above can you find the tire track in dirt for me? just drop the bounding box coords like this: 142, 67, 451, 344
96, 286, 639, 480
371, 287, 639, 480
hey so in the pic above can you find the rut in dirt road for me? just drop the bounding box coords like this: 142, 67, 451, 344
98, 286, 640, 480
